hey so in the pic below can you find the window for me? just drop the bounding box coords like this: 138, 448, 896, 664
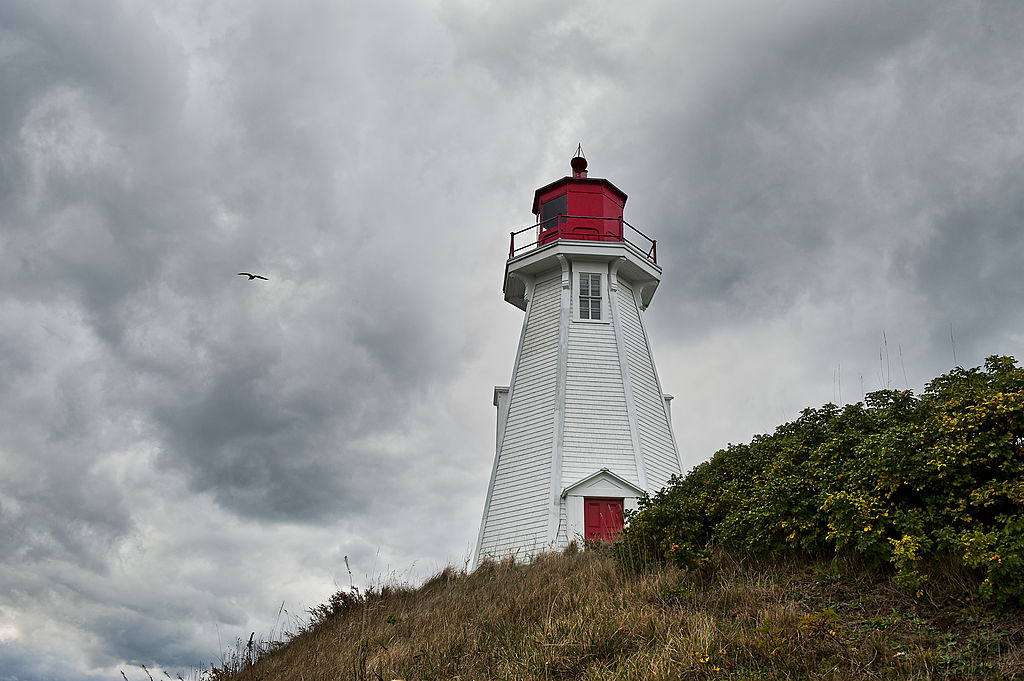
572, 266, 607, 323
579, 273, 601, 320
540, 194, 567, 231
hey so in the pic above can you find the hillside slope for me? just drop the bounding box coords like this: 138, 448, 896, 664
214, 546, 1022, 680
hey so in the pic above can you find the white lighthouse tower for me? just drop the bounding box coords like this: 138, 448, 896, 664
475, 152, 682, 564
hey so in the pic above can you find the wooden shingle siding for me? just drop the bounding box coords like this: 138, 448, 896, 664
478, 275, 561, 559
617, 281, 680, 490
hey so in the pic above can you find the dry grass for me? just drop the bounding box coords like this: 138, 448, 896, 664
212, 546, 1023, 680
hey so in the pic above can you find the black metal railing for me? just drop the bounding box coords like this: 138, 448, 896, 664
508, 215, 657, 264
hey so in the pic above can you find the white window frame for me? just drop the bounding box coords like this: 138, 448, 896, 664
572, 263, 608, 323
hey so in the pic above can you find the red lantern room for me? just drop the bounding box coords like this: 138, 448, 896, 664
532, 151, 628, 245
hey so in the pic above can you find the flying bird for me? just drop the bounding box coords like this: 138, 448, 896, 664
237, 272, 268, 280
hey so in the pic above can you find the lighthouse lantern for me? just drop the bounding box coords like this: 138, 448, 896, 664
532, 154, 628, 244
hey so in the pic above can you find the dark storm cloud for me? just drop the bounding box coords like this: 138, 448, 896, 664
2, 0, 463, 525
606, 3, 1024, 346
440, 0, 625, 91
152, 360, 357, 521
913, 175, 1024, 358
0, 643, 92, 681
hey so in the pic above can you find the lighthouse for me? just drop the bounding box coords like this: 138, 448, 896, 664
475, 151, 682, 564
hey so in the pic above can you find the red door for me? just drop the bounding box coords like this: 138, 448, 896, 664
584, 498, 624, 541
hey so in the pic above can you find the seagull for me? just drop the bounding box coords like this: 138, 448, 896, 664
237, 272, 268, 280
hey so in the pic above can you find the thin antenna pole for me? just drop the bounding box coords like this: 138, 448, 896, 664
899, 344, 909, 390
879, 348, 884, 389
838, 362, 842, 405
883, 330, 891, 388
950, 323, 958, 367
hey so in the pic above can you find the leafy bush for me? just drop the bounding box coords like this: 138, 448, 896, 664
618, 356, 1024, 605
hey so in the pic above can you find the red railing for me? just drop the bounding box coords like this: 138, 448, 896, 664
508, 215, 657, 264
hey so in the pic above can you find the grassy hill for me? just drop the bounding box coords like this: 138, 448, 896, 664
211, 546, 1022, 680
210, 357, 1024, 680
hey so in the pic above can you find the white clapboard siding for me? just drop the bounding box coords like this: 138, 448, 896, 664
561, 318, 638, 486
617, 281, 681, 489
477, 275, 561, 560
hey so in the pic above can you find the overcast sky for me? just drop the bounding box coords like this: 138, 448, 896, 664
2, 1, 1023, 678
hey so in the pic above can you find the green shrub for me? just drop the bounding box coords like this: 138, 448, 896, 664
618, 356, 1024, 605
